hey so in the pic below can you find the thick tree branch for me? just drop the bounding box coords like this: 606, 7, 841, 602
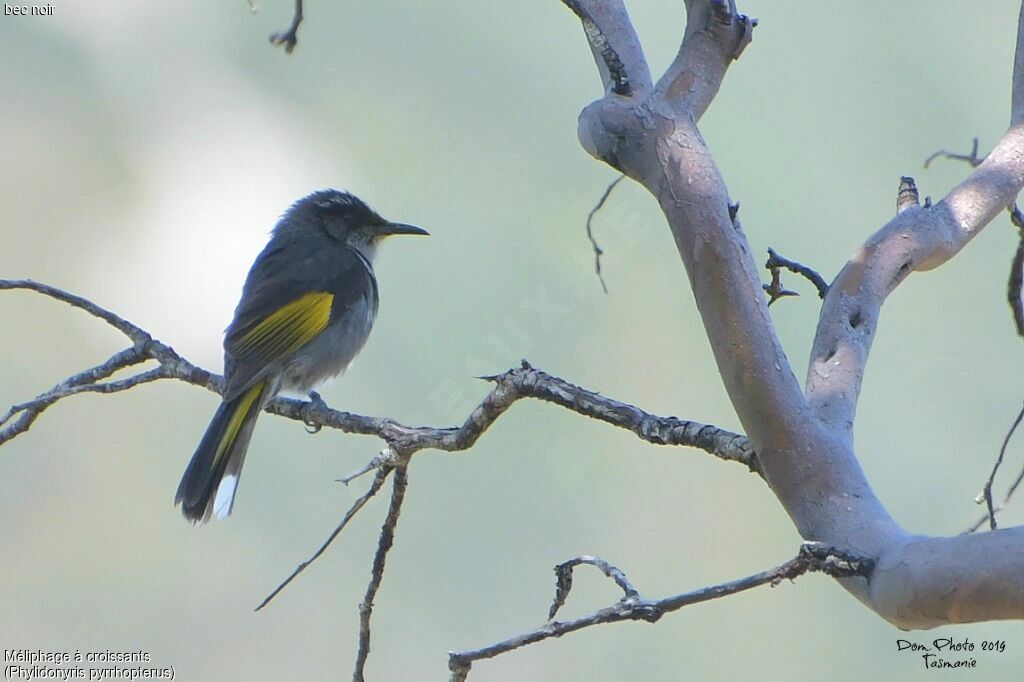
448, 544, 872, 681
561, 1, 652, 96
923, 140, 1024, 338
654, 0, 755, 121
807, 92, 1024, 442
565, 0, 1024, 632
579, 1, 811, 457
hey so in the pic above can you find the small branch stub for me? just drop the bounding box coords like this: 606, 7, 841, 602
896, 176, 920, 213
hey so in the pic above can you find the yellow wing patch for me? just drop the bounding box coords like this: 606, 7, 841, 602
235, 291, 334, 360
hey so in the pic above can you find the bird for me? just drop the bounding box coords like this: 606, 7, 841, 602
175, 189, 428, 523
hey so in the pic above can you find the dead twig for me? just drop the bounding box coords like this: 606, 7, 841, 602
255, 466, 393, 611
584, 174, 625, 294
353, 464, 409, 682
763, 248, 828, 305
966, 401, 1024, 532
924, 137, 983, 169
448, 543, 873, 681
269, 0, 303, 53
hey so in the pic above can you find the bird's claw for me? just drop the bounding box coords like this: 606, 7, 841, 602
303, 391, 327, 433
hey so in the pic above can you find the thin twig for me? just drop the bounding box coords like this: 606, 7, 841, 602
970, 402, 1024, 531
964, 404, 1024, 533
0, 347, 149, 439
353, 464, 409, 682
0, 365, 168, 445
1009, 213, 1024, 337
255, 466, 393, 611
765, 248, 829, 301
924, 137, 982, 168
0, 279, 151, 344
269, 0, 303, 53
585, 175, 624, 294
448, 543, 872, 681
549, 556, 639, 620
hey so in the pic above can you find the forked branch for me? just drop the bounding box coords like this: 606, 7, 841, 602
448, 543, 873, 681
269, 0, 304, 53
567, 0, 1024, 632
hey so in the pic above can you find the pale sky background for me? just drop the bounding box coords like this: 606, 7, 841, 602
1, 1, 1023, 680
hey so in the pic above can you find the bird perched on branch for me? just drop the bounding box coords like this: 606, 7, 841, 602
175, 190, 428, 523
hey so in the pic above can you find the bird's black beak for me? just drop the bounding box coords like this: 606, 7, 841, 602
377, 222, 429, 237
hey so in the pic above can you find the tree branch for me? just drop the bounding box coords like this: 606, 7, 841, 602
0, 280, 754, 471
654, 0, 756, 121
1, 277, 765, 674
1, 279, 153, 344
255, 466, 392, 612
764, 247, 829, 302
565, 0, 1024, 632
808, 122, 1024, 443
269, 0, 303, 54
353, 464, 409, 682
560, 1, 652, 96
448, 544, 872, 681
584, 174, 624, 293
921, 140, 1024, 338
1011, 219, 1024, 336
548, 556, 639, 620
0, 278, 763, 676
978, 402, 1024, 531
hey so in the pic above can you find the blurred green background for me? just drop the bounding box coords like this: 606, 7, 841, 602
2, 1, 1023, 679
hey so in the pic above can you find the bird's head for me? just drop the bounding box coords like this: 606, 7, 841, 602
275, 189, 428, 257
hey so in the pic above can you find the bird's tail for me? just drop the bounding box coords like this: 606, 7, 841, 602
175, 380, 268, 523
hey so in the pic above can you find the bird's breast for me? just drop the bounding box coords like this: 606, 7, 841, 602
280, 293, 377, 393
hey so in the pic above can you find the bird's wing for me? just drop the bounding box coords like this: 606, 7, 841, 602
221, 240, 376, 400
